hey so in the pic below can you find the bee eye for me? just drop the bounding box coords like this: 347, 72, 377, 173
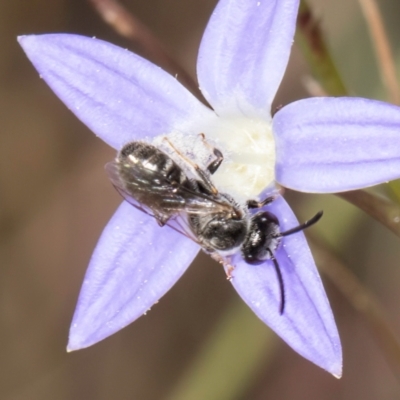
259, 211, 279, 226
243, 252, 264, 265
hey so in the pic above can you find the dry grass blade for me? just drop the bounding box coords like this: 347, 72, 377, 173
88, 0, 205, 101
358, 0, 400, 105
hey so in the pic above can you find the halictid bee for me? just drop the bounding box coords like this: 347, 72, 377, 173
106, 136, 322, 314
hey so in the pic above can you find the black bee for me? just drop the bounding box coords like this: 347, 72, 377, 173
106, 139, 322, 314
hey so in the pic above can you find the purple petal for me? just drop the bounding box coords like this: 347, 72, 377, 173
68, 201, 200, 350
197, 0, 299, 118
18, 34, 213, 150
229, 196, 342, 376
274, 97, 400, 192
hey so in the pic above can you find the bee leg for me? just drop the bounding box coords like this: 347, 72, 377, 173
246, 188, 284, 209
192, 168, 219, 195
163, 137, 219, 195
225, 264, 235, 281
206, 148, 223, 175
210, 252, 235, 281
246, 196, 276, 209
199, 133, 224, 175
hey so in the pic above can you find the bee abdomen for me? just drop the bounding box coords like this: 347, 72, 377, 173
119, 141, 188, 184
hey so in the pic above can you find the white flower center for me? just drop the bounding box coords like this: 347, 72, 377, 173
152, 116, 276, 203
206, 116, 276, 202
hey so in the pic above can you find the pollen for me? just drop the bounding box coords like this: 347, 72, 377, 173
153, 116, 276, 203
210, 117, 276, 201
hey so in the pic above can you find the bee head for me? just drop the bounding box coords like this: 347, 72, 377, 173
241, 211, 281, 265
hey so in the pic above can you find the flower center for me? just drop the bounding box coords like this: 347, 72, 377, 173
152, 116, 276, 203
207, 117, 276, 202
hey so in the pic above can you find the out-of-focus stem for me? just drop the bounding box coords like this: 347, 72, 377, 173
297, 0, 400, 380
311, 234, 400, 382
388, 180, 400, 204
357, 0, 400, 105
296, 1, 347, 96
166, 299, 277, 400
337, 190, 400, 238
88, 0, 205, 102
297, 0, 400, 222
356, 0, 400, 198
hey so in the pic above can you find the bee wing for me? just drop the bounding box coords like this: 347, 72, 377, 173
105, 160, 232, 216
105, 160, 204, 243
165, 213, 203, 244
105, 160, 170, 223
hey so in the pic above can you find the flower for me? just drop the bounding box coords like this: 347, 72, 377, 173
18, 0, 400, 376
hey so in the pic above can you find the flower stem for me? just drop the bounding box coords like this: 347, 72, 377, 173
297, 0, 400, 222
296, 0, 347, 96
388, 180, 400, 204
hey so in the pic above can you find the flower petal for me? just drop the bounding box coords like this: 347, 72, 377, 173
274, 97, 400, 192
68, 201, 200, 350
197, 0, 299, 118
229, 196, 342, 376
18, 34, 213, 150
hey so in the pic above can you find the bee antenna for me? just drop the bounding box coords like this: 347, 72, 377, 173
267, 211, 323, 315
268, 249, 285, 315
280, 210, 323, 238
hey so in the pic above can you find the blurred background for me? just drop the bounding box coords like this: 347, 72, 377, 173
2, 0, 400, 398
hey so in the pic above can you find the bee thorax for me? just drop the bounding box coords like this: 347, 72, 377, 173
189, 213, 247, 252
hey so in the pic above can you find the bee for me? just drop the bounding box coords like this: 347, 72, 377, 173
106, 137, 322, 314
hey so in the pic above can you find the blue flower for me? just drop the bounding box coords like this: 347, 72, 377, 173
18, 0, 400, 376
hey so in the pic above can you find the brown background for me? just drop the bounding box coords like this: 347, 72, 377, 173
1, 0, 400, 399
